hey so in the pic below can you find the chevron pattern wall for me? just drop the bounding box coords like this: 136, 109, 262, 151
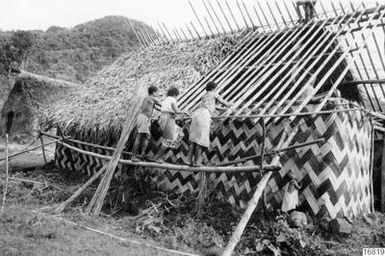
55, 104, 372, 218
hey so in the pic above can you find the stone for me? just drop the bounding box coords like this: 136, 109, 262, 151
329, 218, 352, 235
289, 211, 307, 228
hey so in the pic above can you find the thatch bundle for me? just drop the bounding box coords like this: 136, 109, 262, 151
40, 34, 244, 141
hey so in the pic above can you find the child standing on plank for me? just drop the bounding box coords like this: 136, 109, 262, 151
281, 171, 302, 213
155, 87, 187, 160
188, 81, 231, 166
132, 86, 160, 161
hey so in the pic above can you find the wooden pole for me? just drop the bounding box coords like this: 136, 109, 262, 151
190, 22, 202, 39
370, 119, 375, 212
57, 140, 281, 173
226, 0, 241, 31
39, 134, 48, 165
283, 0, 295, 25
1, 134, 9, 213
162, 22, 175, 43
55, 166, 107, 214
158, 23, 172, 43
179, 27, 190, 41
204, 17, 215, 37
234, 12, 355, 118
208, 0, 227, 34
236, 0, 250, 29
242, 1, 256, 28
266, 0, 280, 29
189, 0, 209, 38
203, 0, 221, 35
259, 119, 266, 177
0, 139, 61, 163
381, 135, 385, 212
217, 0, 234, 33
216, 139, 324, 167
125, 18, 145, 47
337, 1, 382, 112
275, 0, 288, 27
185, 23, 196, 40
258, 1, 272, 30
221, 171, 273, 256
253, 5, 267, 31
87, 84, 147, 215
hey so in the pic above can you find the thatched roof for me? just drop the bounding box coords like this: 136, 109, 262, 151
40, 34, 244, 139
1, 71, 78, 121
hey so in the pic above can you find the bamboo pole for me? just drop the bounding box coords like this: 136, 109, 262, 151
174, 29, 184, 42
204, 17, 215, 37
341, 1, 383, 111
203, 0, 221, 35
253, 5, 268, 31
236, 0, 250, 29
217, 0, 234, 33
190, 22, 202, 39
283, 0, 295, 25
275, 0, 288, 27
221, 171, 273, 256
266, 0, 280, 29
55, 166, 107, 214
1, 134, 9, 213
57, 141, 281, 173
216, 138, 324, 167
39, 135, 47, 165
172, 29, 181, 42
242, 1, 256, 28
179, 27, 190, 41
162, 23, 175, 43
381, 134, 385, 212
189, 0, 209, 38
182, 21, 303, 110
352, 2, 385, 102
0, 139, 61, 162
224, 19, 323, 111
258, 2, 272, 30
177, 29, 257, 104
87, 84, 147, 215
226, 0, 241, 31
302, 8, 385, 117
158, 23, 173, 43
259, 119, 266, 177
125, 18, 145, 47
334, 1, 378, 110
179, 29, 268, 108
185, 23, 195, 40
370, 118, 375, 212
208, 0, 227, 34
235, 11, 357, 118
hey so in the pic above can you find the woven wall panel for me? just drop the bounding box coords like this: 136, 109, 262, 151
55, 106, 372, 218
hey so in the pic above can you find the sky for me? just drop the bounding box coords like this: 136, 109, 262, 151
0, 0, 377, 33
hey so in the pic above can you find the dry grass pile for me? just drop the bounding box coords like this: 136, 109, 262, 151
40, 33, 245, 141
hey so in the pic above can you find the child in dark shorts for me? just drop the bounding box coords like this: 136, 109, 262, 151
132, 86, 160, 161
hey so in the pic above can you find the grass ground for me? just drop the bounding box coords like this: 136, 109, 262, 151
0, 152, 384, 256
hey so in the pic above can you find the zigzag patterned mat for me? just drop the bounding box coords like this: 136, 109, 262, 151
55, 103, 372, 218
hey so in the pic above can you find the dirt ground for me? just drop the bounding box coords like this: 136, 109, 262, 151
0, 152, 385, 256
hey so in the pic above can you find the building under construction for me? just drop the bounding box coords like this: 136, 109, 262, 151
37, 1, 385, 219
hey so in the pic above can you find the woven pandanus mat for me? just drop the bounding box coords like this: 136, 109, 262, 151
55, 104, 372, 218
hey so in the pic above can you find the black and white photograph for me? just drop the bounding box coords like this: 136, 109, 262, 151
0, 0, 385, 255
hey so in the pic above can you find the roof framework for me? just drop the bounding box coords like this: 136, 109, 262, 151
175, 3, 385, 123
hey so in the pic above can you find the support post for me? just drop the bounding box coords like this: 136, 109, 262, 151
221, 171, 273, 256
1, 134, 9, 213
39, 134, 48, 165
381, 135, 385, 212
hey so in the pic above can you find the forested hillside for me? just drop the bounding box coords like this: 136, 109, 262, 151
0, 16, 147, 82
